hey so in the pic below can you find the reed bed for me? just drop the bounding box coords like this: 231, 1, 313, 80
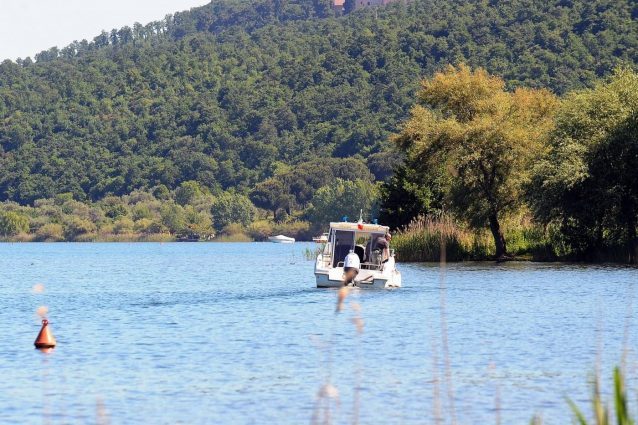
212, 233, 253, 242
392, 215, 494, 262
392, 215, 551, 262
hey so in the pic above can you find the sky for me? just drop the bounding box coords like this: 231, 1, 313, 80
0, 0, 209, 61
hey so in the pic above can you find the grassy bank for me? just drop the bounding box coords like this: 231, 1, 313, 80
391, 214, 638, 263
392, 215, 553, 262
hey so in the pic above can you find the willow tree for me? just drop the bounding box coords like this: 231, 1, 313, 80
393, 64, 558, 259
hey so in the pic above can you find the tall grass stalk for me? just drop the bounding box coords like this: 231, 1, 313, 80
438, 236, 457, 424
304, 246, 323, 261
567, 367, 634, 425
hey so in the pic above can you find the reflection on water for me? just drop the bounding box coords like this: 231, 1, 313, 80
0, 243, 637, 424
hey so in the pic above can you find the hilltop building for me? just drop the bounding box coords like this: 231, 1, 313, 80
332, 0, 345, 12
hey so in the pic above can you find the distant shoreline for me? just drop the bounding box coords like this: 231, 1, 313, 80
2, 238, 636, 266
0, 234, 317, 243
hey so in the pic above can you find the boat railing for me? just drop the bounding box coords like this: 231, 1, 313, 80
336, 261, 383, 271
317, 253, 331, 268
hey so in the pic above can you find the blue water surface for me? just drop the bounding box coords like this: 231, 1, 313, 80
0, 242, 637, 424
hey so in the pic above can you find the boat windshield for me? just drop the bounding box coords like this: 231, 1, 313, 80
329, 229, 386, 268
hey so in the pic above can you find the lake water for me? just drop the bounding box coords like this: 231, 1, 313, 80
1, 243, 637, 424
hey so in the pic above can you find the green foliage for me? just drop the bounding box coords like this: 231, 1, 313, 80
250, 158, 372, 220
160, 203, 187, 234
0, 186, 218, 241
250, 178, 293, 220
0, 210, 29, 236
153, 185, 171, 200
174, 180, 205, 206
63, 216, 97, 240
308, 178, 379, 225
247, 219, 274, 240
378, 157, 445, 230
566, 367, 635, 425
1, 0, 637, 205
35, 223, 64, 241
210, 192, 255, 231
392, 64, 558, 257
529, 69, 638, 262
183, 205, 215, 237
273, 220, 312, 240
217, 222, 252, 241
113, 217, 135, 234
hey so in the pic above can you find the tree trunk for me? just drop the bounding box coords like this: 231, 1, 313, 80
488, 213, 507, 260
627, 213, 637, 264
621, 194, 637, 264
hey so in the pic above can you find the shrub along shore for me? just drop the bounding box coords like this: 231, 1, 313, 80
0, 188, 315, 243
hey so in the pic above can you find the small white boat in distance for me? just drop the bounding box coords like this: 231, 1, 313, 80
312, 233, 329, 243
268, 234, 295, 244
314, 221, 401, 289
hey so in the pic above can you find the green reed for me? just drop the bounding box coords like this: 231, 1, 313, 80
392, 215, 493, 262
565, 366, 634, 425
392, 215, 551, 262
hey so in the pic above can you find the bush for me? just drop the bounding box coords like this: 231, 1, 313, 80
101, 196, 129, 219
152, 185, 171, 200
134, 218, 163, 234
183, 206, 214, 237
63, 216, 97, 240
175, 181, 204, 206
35, 223, 64, 241
132, 204, 153, 221
221, 222, 246, 236
113, 217, 135, 234
0, 211, 30, 236
160, 203, 186, 234
211, 192, 255, 232
273, 220, 312, 240
247, 220, 274, 241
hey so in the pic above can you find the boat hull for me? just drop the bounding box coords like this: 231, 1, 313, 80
268, 235, 295, 243
315, 260, 402, 289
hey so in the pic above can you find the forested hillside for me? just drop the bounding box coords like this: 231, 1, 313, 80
0, 0, 636, 205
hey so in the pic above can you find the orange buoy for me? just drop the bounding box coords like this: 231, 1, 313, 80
34, 319, 56, 349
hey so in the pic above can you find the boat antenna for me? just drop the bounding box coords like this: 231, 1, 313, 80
358, 209, 363, 224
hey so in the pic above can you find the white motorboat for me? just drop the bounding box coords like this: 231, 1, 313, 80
312, 233, 329, 243
268, 234, 295, 243
314, 221, 401, 289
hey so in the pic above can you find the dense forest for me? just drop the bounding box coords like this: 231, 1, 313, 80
0, 0, 637, 248
1, 0, 637, 202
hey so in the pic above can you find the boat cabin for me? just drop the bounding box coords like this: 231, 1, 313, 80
321, 222, 390, 270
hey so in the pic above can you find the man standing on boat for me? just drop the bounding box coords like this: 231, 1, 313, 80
343, 249, 360, 285
372, 232, 392, 264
